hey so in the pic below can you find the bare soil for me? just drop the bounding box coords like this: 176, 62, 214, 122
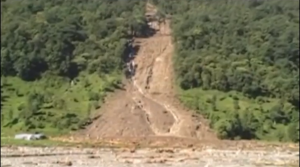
72, 3, 216, 144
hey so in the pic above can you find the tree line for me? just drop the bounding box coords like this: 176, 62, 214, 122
152, 0, 299, 142
1, 0, 149, 81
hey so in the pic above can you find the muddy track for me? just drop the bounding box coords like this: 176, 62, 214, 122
131, 79, 179, 136
132, 59, 181, 137
130, 85, 167, 135
130, 2, 188, 137
132, 40, 182, 136
131, 16, 214, 139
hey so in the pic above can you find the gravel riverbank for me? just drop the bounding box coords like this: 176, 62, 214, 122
1, 146, 298, 167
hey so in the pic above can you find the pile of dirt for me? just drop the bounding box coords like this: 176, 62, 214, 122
83, 88, 154, 138
81, 82, 176, 138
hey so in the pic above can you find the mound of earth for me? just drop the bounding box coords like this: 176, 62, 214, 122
82, 83, 175, 138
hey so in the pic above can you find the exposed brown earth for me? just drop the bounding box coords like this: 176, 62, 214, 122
71, 3, 217, 144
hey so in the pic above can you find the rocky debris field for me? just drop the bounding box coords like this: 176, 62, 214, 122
1, 146, 298, 167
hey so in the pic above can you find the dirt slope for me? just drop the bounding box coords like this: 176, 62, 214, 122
132, 20, 216, 140
83, 82, 175, 138
76, 3, 217, 142
83, 87, 155, 138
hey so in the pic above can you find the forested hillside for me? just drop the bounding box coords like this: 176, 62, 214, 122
152, 0, 299, 142
1, 0, 148, 134
1, 0, 299, 143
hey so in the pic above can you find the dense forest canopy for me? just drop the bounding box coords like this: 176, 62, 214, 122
1, 0, 148, 133
1, 0, 148, 80
152, 0, 299, 142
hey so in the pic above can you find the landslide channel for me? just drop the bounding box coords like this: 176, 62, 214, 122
80, 3, 217, 141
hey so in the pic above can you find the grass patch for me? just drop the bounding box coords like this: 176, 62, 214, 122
1, 72, 122, 136
179, 88, 279, 115
178, 88, 298, 141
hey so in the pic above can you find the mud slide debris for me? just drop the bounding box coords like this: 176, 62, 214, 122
57, 3, 217, 146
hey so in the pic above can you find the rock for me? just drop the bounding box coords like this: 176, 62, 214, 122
54, 161, 73, 166
65, 161, 73, 166
88, 155, 100, 159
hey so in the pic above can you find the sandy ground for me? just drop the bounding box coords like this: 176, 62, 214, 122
1, 146, 298, 167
